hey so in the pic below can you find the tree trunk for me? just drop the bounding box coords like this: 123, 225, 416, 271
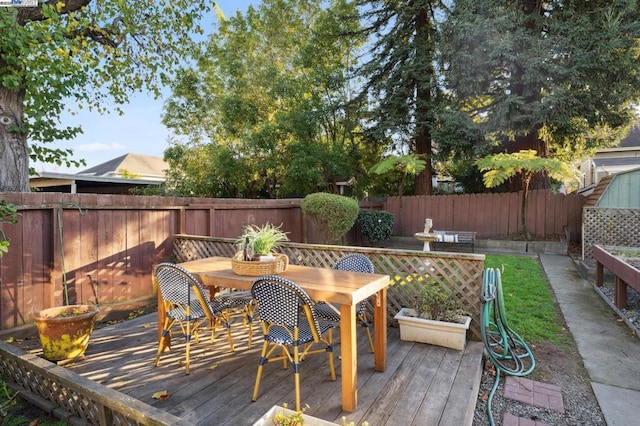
413, 6, 434, 196
0, 86, 29, 192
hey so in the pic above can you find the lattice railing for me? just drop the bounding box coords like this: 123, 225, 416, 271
583, 208, 640, 260
173, 235, 486, 340
0, 341, 192, 426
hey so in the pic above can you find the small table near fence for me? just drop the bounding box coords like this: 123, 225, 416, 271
165, 256, 390, 412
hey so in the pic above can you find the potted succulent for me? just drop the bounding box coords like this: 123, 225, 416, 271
235, 223, 289, 261
232, 223, 290, 276
394, 282, 471, 350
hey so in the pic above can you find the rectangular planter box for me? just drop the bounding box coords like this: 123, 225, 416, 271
394, 308, 471, 350
252, 405, 338, 426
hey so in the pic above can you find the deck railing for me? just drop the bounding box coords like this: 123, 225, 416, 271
0, 341, 191, 426
173, 235, 486, 340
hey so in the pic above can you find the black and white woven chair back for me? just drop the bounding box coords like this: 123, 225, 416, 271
332, 253, 374, 274
154, 262, 209, 316
251, 275, 321, 337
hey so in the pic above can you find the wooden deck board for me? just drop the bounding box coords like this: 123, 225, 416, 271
64, 313, 483, 425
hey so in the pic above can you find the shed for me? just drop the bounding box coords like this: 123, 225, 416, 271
584, 167, 640, 208
582, 167, 640, 261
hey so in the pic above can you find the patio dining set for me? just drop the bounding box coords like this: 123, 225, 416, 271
153, 253, 391, 413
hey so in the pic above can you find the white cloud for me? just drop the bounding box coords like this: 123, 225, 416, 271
76, 142, 127, 152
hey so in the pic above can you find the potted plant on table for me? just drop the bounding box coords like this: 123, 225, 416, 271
394, 282, 471, 350
231, 223, 290, 276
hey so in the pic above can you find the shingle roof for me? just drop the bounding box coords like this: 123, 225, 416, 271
77, 153, 168, 180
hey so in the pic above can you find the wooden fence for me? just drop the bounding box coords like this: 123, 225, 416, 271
0, 190, 579, 330
386, 190, 585, 242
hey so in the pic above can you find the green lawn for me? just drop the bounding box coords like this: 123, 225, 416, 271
484, 254, 572, 347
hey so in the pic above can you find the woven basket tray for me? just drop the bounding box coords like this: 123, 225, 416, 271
231, 252, 289, 276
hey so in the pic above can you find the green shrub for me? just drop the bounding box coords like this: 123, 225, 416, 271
357, 210, 395, 243
301, 193, 359, 244
0, 201, 18, 258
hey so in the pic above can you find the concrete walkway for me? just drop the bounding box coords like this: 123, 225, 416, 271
539, 254, 640, 426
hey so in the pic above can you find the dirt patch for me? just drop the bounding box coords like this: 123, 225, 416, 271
474, 338, 605, 425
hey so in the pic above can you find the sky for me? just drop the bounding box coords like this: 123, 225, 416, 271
35, 1, 256, 174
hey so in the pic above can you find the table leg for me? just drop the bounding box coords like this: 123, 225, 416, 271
373, 288, 387, 372
340, 303, 357, 412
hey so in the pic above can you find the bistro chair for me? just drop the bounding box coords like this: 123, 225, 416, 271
216, 289, 257, 349
251, 275, 336, 412
154, 262, 234, 374
314, 253, 375, 353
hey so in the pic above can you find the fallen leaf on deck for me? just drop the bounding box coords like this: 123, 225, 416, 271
152, 390, 170, 400
5, 337, 13, 343
141, 323, 152, 328
209, 364, 218, 369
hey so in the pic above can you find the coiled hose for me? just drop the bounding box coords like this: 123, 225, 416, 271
481, 268, 536, 425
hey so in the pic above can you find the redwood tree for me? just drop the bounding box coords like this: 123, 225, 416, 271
440, 0, 640, 191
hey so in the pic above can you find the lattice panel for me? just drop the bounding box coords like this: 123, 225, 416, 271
583, 208, 640, 260
173, 236, 485, 340
0, 342, 186, 426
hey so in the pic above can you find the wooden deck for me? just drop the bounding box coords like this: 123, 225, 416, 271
64, 313, 483, 425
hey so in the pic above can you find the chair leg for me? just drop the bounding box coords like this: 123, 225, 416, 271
185, 320, 192, 375
154, 318, 175, 367
293, 344, 301, 412
252, 341, 269, 402
326, 329, 336, 381
359, 312, 374, 354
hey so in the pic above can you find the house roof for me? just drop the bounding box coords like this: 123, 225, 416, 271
620, 122, 640, 148
77, 153, 168, 180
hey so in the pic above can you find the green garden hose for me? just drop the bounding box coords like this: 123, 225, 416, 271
481, 268, 536, 425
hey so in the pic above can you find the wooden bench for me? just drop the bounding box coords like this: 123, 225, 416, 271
431, 230, 477, 253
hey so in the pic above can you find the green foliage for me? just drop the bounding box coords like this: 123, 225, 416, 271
0, 0, 211, 191
301, 193, 359, 244
0, 375, 69, 425
357, 210, 394, 243
235, 223, 289, 256
0, 201, 18, 258
412, 283, 469, 323
476, 150, 580, 190
438, 0, 640, 168
162, 0, 369, 198
485, 255, 569, 346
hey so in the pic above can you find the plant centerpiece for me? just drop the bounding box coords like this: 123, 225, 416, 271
231, 223, 290, 276
33, 203, 99, 363
394, 283, 471, 350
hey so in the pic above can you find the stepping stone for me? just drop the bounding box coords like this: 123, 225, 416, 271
504, 376, 564, 413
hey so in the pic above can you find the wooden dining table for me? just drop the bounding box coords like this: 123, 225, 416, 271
165, 256, 390, 412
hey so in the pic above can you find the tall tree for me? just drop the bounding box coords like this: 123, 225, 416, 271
0, 0, 210, 192
163, 0, 370, 198
439, 0, 640, 190
354, 0, 445, 195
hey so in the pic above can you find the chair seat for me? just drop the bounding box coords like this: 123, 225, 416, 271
266, 320, 334, 345
217, 290, 254, 306
315, 301, 364, 322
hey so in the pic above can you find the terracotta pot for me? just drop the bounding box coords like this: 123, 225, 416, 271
33, 304, 99, 361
